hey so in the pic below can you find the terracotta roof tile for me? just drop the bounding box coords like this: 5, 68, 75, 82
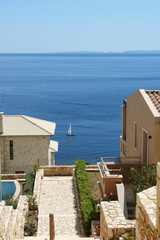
146, 90, 160, 113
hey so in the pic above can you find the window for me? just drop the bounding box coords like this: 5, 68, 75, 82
10, 140, 13, 160
134, 122, 137, 148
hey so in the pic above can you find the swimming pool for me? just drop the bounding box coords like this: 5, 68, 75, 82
1, 180, 20, 201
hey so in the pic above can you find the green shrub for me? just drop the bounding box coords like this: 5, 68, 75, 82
24, 221, 36, 236
121, 230, 135, 240
33, 163, 40, 175
75, 159, 95, 235
131, 164, 156, 203
23, 172, 35, 195
5, 194, 18, 209
28, 195, 38, 210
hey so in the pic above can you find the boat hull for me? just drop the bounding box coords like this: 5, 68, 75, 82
66, 133, 74, 136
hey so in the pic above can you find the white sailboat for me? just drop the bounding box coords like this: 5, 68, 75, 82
66, 122, 74, 136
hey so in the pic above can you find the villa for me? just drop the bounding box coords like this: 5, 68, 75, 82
98, 89, 160, 220
0, 112, 58, 174
120, 89, 160, 165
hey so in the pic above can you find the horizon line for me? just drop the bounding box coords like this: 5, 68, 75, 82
1, 50, 160, 55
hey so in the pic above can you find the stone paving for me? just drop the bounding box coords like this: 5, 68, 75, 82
37, 176, 81, 238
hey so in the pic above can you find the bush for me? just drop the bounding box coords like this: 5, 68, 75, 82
24, 221, 36, 236
121, 230, 135, 240
24, 211, 38, 236
23, 172, 35, 195
5, 194, 18, 209
75, 159, 95, 235
131, 164, 156, 202
28, 195, 38, 210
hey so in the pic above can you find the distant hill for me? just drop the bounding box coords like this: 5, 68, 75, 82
1, 50, 160, 56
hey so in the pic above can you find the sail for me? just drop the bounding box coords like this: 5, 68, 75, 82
66, 122, 74, 136
68, 122, 72, 134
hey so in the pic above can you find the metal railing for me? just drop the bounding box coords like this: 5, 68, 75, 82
101, 156, 141, 163
99, 156, 141, 178
99, 158, 122, 178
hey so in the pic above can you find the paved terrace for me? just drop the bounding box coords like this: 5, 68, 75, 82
38, 176, 80, 237
36, 175, 94, 240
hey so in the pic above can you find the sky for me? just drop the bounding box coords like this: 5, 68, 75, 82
0, 0, 160, 53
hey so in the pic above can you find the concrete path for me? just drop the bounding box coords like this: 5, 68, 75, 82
37, 176, 82, 239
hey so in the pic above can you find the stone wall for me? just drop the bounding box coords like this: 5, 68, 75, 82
156, 162, 160, 236
41, 165, 98, 176
136, 187, 158, 240
0, 195, 28, 239
1, 135, 50, 173
100, 201, 135, 240
1, 173, 26, 180
136, 162, 160, 240
41, 165, 74, 176
34, 169, 44, 204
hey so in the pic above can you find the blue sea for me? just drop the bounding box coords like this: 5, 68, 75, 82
0, 52, 160, 165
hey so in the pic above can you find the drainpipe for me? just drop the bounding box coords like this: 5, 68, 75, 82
0, 112, 3, 202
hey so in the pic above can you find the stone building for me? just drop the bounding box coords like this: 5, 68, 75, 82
0, 113, 58, 173
120, 89, 160, 165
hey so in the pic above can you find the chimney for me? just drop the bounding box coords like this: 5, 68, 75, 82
0, 112, 4, 135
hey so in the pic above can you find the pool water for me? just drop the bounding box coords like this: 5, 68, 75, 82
1, 181, 16, 201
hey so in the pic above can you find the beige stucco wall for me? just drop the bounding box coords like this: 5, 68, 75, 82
154, 118, 160, 163
1, 135, 50, 173
124, 90, 160, 165
100, 176, 122, 197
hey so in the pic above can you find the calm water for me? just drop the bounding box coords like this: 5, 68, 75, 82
0, 53, 160, 165
1, 181, 16, 200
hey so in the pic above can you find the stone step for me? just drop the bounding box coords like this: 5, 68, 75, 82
19, 236, 95, 240
55, 236, 95, 240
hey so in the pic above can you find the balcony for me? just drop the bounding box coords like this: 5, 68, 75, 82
98, 157, 141, 195
97, 158, 141, 218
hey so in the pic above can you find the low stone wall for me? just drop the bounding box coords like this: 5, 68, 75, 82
41, 165, 74, 176
0, 195, 28, 239
0, 204, 6, 238
34, 169, 44, 204
156, 162, 160, 235
100, 201, 135, 240
135, 162, 160, 240
17, 195, 29, 222
86, 165, 99, 170
0, 194, 28, 240
136, 187, 158, 240
1, 173, 26, 180
41, 165, 98, 176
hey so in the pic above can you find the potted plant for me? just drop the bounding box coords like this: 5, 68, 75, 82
96, 224, 100, 236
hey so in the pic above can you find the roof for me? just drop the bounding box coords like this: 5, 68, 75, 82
50, 140, 58, 152
2, 115, 56, 136
145, 90, 160, 113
